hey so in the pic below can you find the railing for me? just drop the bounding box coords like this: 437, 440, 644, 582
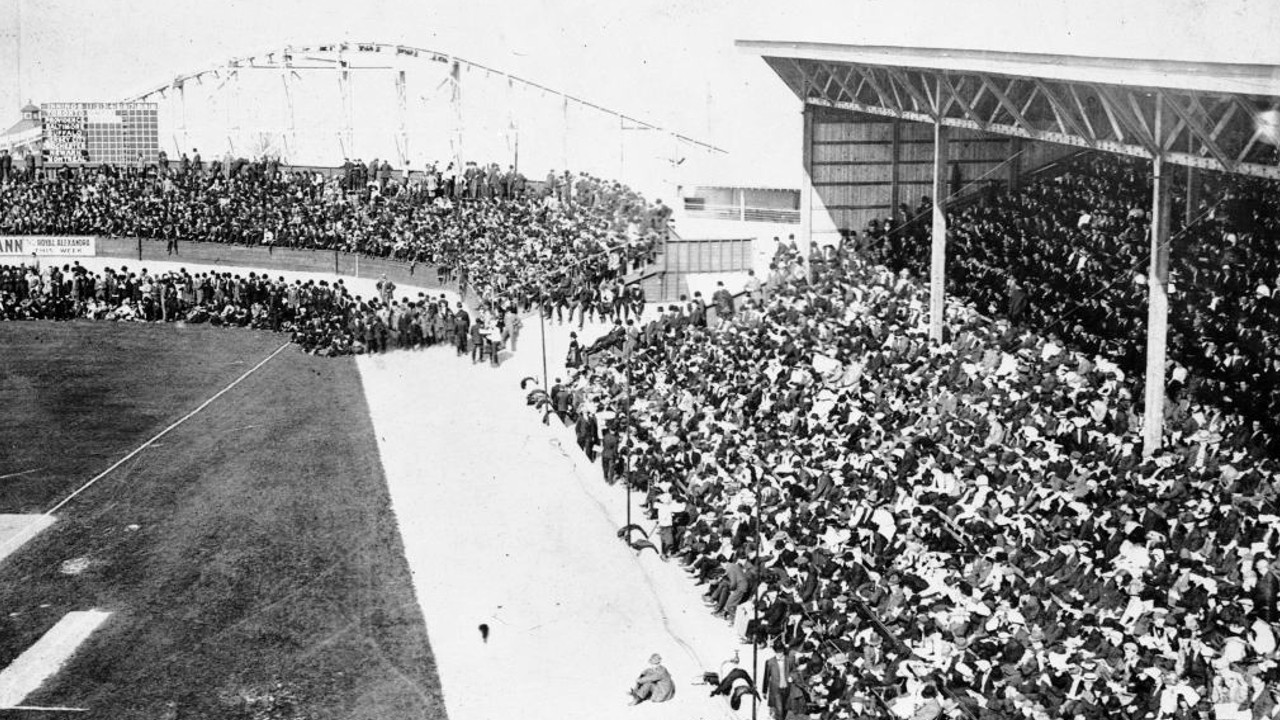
92, 236, 448, 293
642, 236, 755, 302
660, 237, 754, 274
682, 204, 800, 224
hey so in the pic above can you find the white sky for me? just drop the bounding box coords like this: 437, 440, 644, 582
3, 0, 1279, 185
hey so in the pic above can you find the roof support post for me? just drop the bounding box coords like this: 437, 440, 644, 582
1185, 131, 1199, 226
449, 60, 463, 169
930, 118, 948, 343
1143, 151, 1173, 457
561, 92, 570, 172
1008, 137, 1022, 192
890, 118, 902, 225
178, 83, 189, 156
801, 105, 816, 275
396, 69, 409, 167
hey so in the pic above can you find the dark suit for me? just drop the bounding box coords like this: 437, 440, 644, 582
600, 431, 619, 483
575, 412, 598, 461
1256, 570, 1279, 623
453, 310, 471, 354
762, 651, 796, 719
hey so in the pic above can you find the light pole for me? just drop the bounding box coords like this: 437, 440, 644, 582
623, 346, 632, 532
538, 286, 549, 390
751, 459, 762, 720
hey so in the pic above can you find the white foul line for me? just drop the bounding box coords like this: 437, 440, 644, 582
0, 610, 112, 708
42, 342, 292, 517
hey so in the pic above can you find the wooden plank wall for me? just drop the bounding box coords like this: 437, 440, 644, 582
805, 105, 1077, 241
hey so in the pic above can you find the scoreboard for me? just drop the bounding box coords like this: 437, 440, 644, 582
41, 103, 159, 165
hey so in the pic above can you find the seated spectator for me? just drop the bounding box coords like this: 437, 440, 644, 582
627, 654, 674, 705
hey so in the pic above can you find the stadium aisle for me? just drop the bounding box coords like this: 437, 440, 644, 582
358, 313, 755, 720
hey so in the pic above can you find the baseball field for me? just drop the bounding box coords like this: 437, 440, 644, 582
0, 320, 444, 719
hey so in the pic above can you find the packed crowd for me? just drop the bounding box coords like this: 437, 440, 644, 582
862, 154, 1280, 452
0, 260, 526, 359
0, 157, 670, 326
550, 239, 1279, 719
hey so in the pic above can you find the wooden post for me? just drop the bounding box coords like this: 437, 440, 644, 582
929, 119, 948, 343
539, 307, 548, 391
800, 106, 815, 269
889, 119, 901, 225
1143, 105, 1173, 457
1008, 138, 1023, 192
1185, 132, 1198, 226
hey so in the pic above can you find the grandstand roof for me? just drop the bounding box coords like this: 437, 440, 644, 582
736, 42, 1280, 97
3, 118, 38, 137
739, 41, 1280, 180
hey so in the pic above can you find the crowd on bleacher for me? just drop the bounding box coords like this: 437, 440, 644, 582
551, 227, 1279, 719
0, 259, 483, 355
863, 154, 1280, 454
0, 157, 670, 348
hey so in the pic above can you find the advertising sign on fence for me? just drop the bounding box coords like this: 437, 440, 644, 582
0, 236, 97, 257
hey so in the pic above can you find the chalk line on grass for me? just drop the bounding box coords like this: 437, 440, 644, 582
0, 340, 292, 565
0, 610, 111, 708
0, 516, 56, 568
43, 341, 292, 517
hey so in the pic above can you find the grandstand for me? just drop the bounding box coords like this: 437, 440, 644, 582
740, 41, 1280, 457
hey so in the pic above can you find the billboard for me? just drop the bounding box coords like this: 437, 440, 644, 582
0, 236, 97, 257
41, 103, 159, 165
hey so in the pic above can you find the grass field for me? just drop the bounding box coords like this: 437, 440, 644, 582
0, 321, 445, 719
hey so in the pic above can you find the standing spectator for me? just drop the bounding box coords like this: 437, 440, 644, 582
745, 269, 764, 305
627, 283, 645, 320
503, 306, 522, 351
378, 160, 392, 192
712, 280, 735, 326
762, 643, 797, 720
575, 408, 599, 462
600, 424, 620, 485
1007, 276, 1028, 324
452, 303, 470, 356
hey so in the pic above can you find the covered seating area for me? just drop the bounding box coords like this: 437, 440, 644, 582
738, 40, 1280, 457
